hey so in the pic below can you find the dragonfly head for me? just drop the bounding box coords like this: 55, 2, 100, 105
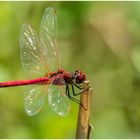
73, 70, 86, 84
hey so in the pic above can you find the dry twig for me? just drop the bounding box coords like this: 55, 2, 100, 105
75, 81, 92, 139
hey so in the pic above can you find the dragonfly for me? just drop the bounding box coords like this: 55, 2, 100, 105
0, 7, 89, 116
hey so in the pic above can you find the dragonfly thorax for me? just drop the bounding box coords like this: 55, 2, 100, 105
63, 71, 72, 83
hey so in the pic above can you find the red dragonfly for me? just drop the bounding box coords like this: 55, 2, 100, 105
0, 7, 88, 116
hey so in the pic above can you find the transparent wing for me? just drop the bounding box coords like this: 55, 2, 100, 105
24, 85, 46, 116
40, 7, 61, 72
20, 24, 49, 76
47, 85, 70, 116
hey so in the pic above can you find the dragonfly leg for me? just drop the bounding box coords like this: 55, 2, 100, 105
66, 84, 86, 110
71, 84, 83, 96
72, 82, 84, 90
71, 83, 88, 96
66, 84, 80, 104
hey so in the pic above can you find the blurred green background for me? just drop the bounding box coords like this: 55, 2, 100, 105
0, 1, 140, 138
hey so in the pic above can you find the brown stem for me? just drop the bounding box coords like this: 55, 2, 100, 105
75, 83, 92, 139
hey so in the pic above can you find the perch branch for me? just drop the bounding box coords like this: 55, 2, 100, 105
75, 81, 92, 139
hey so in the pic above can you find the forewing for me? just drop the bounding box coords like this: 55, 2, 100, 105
20, 24, 49, 76
24, 85, 46, 116
48, 85, 70, 116
40, 7, 61, 72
